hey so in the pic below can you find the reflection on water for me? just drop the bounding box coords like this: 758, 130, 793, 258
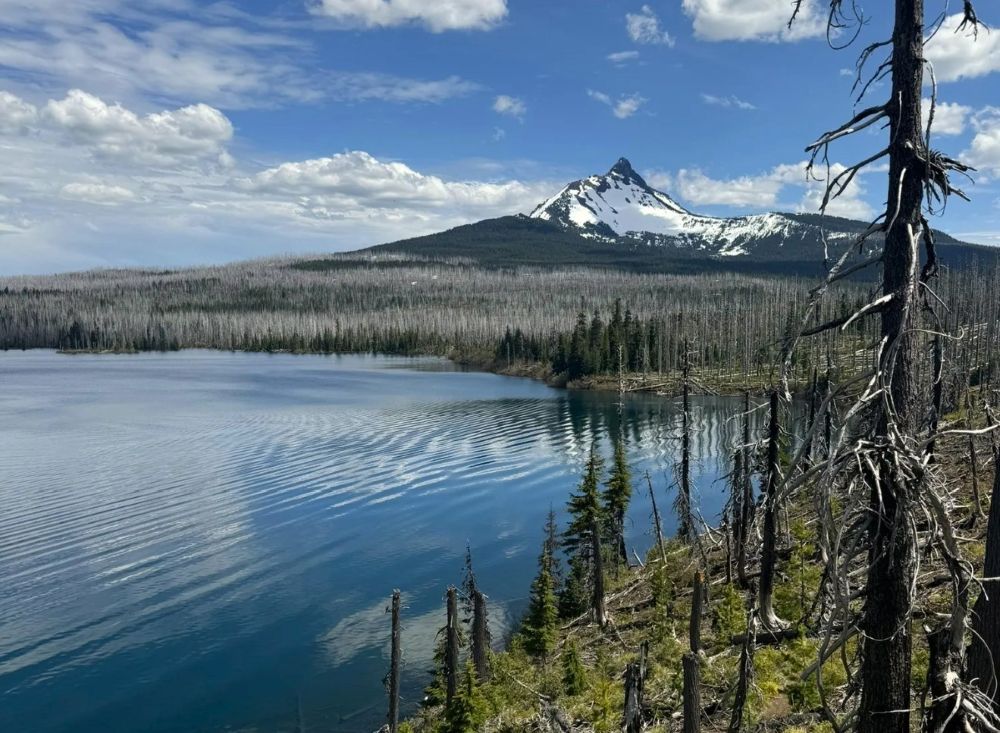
0, 351, 768, 733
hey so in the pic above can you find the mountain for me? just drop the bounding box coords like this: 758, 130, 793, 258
358, 158, 997, 275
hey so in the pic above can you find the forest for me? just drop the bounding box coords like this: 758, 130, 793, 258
2, 256, 998, 399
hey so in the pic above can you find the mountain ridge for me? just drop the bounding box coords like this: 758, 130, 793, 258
358, 158, 996, 275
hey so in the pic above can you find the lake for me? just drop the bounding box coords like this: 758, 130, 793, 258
0, 351, 757, 732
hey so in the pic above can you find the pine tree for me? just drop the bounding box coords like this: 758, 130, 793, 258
444, 661, 487, 733
602, 438, 632, 567
560, 445, 605, 617
562, 642, 587, 696
523, 522, 560, 658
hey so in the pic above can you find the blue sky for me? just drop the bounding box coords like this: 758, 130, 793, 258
0, 0, 998, 274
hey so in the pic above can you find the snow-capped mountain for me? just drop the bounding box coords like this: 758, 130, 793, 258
529, 157, 852, 259
368, 157, 993, 274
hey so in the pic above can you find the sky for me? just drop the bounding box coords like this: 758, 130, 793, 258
0, 0, 998, 274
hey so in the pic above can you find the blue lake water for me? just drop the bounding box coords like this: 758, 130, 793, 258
0, 351, 755, 732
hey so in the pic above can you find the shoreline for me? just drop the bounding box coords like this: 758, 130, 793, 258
40, 346, 797, 398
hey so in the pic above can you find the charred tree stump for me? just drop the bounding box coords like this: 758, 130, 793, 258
471, 589, 491, 683
387, 590, 401, 733
622, 642, 648, 733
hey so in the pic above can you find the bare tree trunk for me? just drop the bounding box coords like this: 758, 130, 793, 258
759, 390, 784, 630
646, 471, 668, 566
679, 337, 694, 543
471, 589, 491, 683
591, 517, 608, 627
728, 582, 757, 733
445, 586, 459, 708
683, 571, 704, 733
737, 392, 753, 588
859, 3, 924, 731
387, 590, 401, 733
968, 445, 1000, 708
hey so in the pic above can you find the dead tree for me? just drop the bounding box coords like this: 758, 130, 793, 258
646, 471, 668, 566
445, 586, 460, 708
683, 571, 704, 733
781, 3, 991, 731
623, 642, 648, 733
968, 443, 1000, 708
676, 335, 695, 544
471, 589, 491, 683
728, 582, 757, 733
759, 390, 785, 631
387, 590, 401, 733
736, 391, 754, 588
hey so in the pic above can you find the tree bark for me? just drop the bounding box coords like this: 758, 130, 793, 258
859, 2, 924, 731
737, 391, 754, 588
759, 390, 784, 630
471, 589, 491, 683
646, 471, 668, 566
623, 642, 648, 733
968, 446, 1000, 707
445, 586, 460, 708
387, 590, 401, 733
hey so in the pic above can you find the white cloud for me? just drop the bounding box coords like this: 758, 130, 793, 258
327, 72, 480, 103
923, 100, 972, 136
653, 161, 875, 220
682, 0, 825, 42
60, 182, 138, 205
0, 90, 38, 132
41, 90, 233, 166
587, 90, 646, 119
964, 107, 1000, 176
493, 95, 526, 120
607, 50, 640, 64
926, 14, 1000, 83
701, 93, 756, 110
309, 0, 508, 32
0, 1, 319, 109
626, 6, 675, 46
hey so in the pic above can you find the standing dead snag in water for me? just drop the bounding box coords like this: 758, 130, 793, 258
782, 2, 992, 732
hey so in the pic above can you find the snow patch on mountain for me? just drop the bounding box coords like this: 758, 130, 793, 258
529, 158, 839, 259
